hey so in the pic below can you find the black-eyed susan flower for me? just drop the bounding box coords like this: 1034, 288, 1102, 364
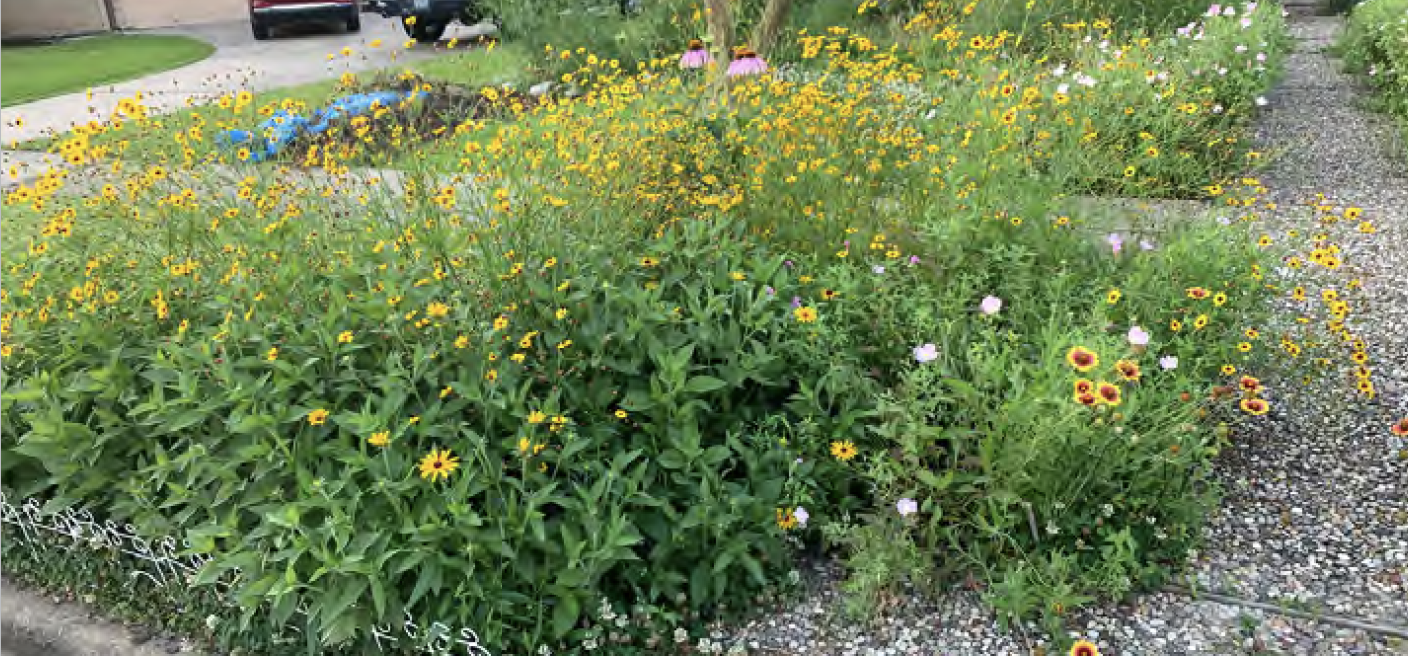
1106, 289, 1122, 304
368, 431, 390, 447
830, 440, 858, 461
821, 289, 839, 301
1066, 347, 1099, 372
417, 448, 460, 482
1193, 314, 1210, 330
794, 306, 818, 323
307, 408, 330, 425
776, 508, 799, 530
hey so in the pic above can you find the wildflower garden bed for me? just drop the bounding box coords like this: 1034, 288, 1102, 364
0, 1, 1380, 655
1341, 0, 1408, 158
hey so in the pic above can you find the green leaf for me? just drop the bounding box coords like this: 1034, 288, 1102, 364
320, 578, 367, 628
916, 469, 953, 491
657, 449, 688, 470
551, 594, 580, 638
683, 376, 728, 394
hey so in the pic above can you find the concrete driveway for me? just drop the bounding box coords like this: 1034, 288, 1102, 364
0, 15, 493, 144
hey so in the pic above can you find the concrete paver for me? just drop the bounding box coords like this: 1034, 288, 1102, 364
0, 16, 493, 145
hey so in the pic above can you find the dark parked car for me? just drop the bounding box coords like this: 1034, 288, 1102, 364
367, 0, 491, 43
249, 0, 361, 40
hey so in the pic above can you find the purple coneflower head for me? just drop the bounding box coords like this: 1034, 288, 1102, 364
680, 39, 712, 69
727, 48, 768, 77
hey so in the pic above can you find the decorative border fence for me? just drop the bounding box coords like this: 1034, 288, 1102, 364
0, 493, 493, 656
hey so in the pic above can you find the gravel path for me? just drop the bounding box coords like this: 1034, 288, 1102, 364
714, 15, 1408, 656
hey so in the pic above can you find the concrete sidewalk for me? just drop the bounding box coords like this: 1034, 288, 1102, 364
0, 578, 202, 656
0, 18, 492, 145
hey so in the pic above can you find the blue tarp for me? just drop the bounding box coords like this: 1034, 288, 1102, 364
221, 89, 426, 162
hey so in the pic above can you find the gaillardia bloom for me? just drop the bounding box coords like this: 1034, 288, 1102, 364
1239, 398, 1270, 416
1075, 392, 1100, 407
1070, 640, 1101, 656
1115, 360, 1141, 382
1238, 376, 1263, 394
679, 39, 712, 69
1074, 379, 1095, 395
1096, 382, 1122, 406
1066, 346, 1099, 372
1391, 418, 1408, 436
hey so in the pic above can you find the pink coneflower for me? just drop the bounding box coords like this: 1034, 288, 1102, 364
679, 39, 712, 69
727, 47, 768, 77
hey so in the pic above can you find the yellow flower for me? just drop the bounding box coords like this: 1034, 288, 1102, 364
485, 369, 499, 382
417, 448, 460, 482
555, 308, 569, 320
266, 347, 279, 361
1106, 289, 1121, 304
307, 408, 330, 425
454, 335, 469, 349
510, 352, 526, 363
440, 386, 453, 399
337, 330, 353, 344
794, 306, 818, 323
493, 315, 509, 331
368, 431, 391, 447
557, 340, 572, 350
614, 409, 627, 419
427, 302, 450, 318
528, 411, 547, 424
829, 440, 858, 461
730, 271, 746, 281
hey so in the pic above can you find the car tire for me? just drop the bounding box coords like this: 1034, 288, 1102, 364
346, 8, 361, 32
251, 17, 271, 40
411, 20, 446, 43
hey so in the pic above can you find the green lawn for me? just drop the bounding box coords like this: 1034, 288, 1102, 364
25, 43, 536, 168
2, 34, 215, 106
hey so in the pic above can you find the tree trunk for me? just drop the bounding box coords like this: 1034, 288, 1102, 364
750, 0, 794, 60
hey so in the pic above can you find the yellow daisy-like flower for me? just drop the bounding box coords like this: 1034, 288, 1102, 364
266, 347, 279, 361
528, 411, 547, 424
426, 302, 450, 318
1106, 289, 1121, 304
730, 271, 746, 281
337, 330, 353, 344
454, 335, 469, 349
417, 448, 460, 482
794, 306, 818, 323
368, 431, 391, 447
493, 315, 509, 331
829, 440, 858, 461
307, 408, 330, 425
